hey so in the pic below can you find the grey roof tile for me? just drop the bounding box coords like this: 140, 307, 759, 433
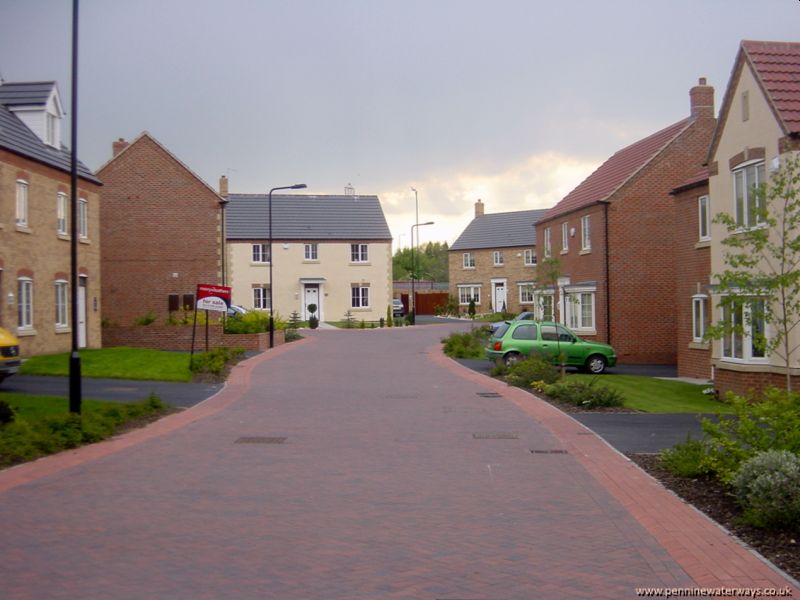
226, 194, 392, 240
0, 81, 56, 106
450, 208, 549, 251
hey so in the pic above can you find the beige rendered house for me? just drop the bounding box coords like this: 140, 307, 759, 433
0, 81, 102, 355
225, 194, 393, 323
707, 40, 800, 395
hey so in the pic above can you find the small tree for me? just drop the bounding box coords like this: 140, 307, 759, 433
536, 256, 566, 378
386, 304, 393, 328
706, 153, 800, 391
307, 303, 319, 329
468, 297, 476, 319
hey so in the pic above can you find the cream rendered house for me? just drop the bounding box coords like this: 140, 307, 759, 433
225, 194, 393, 322
707, 40, 800, 395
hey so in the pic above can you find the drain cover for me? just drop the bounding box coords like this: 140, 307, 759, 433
476, 392, 502, 398
530, 449, 568, 454
235, 436, 287, 444
473, 432, 518, 440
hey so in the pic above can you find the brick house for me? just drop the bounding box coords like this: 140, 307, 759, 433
670, 168, 712, 380
225, 192, 393, 323
97, 132, 226, 326
0, 81, 102, 355
534, 79, 716, 364
706, 40, 800, 395
449, 200, 548, 314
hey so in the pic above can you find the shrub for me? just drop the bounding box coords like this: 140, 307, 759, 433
309, 316, 319, 329
386, 305, 393, 328
505, 354, 559, 388
468, 299, 476, 319
134, 311, 157, 326
288, 311, 302, 329
543, 378, 624, 409
733, 450, 800, 529
434, 295, 460, 317
190, 347, 244, 375
285, 329, 303, 342
660, 437, 718, 478
441, 327, 490, 358
0, 400, 14, 424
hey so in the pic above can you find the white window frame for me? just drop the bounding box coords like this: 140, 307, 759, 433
304, 243, 318, 261
55, 280, 69, 329
16, 180, 29, 227
462, 252, 475, 269
538, 291, 554, 321
581, 215, 591, 251
78, 197, 89, 239
561, 222, 569, 253
46, 112, 58, 146
493, 250, 504, 266
457, 285, 481, 305
543, 228, 551, 258
253, 287, 271, 310
518, 283, 535, 305
692, 295, 707, 342
351, 243, 368, 263
698, 195, 710, 241
252, 244, 270, 263
733, 160, 765, 230
720, 297, 768, 363
57, 192, 69, 235
351, 285, 370, 308
523, 248, 536, 266
565, 288, 595, 332
18, 277, 33, 330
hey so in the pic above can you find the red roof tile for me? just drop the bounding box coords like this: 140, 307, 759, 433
542, 117, 692, 221
742, 40, 800, 134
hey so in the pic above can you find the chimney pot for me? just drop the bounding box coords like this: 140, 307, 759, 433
219, 175, 229, 197
475, 199, 484, 218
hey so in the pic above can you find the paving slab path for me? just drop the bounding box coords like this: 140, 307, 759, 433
1, 324, 797, 599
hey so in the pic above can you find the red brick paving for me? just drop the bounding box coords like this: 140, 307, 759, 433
0, 324, 797, 599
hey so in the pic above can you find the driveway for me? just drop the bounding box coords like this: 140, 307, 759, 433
0, 323, 794, 598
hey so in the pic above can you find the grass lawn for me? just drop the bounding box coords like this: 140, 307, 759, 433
567, 373, 734, 414
19, 347, 193, 382
0, 392, 170, 468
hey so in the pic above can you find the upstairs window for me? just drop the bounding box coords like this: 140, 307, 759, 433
581, 215, 591, 251
16, 181, 29, 227
561, 222, 569, 253
304, 243, 318, 261
543, 228, 551, 258
351, 243, 368, 263
57, 192, 69, 235
734, 161, 765, 229
493, 251, 504, 266
252, 244, 270, 263
78, 198, 89, 239
698, 195, 710, 241
462, 252, 475, 268
523, 249, 536, 266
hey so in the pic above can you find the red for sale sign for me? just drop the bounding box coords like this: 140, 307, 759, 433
196, 283, 232, 312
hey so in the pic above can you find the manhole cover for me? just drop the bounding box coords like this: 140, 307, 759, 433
473, 432, 518, 440
530, 449, 568, 454
235, 436, 287, 444
476, 392, 502, 398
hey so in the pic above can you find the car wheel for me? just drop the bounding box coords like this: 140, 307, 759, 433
585, 354, 607, 374
503, 352, 522, 367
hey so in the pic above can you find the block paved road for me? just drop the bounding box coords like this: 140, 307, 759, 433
1, 323, 797, 599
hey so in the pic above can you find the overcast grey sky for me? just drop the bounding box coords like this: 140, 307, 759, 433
1, 0, 798, 245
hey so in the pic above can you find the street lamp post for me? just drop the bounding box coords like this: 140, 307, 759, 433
268, 183, 307, 348
410, 221, 434, 325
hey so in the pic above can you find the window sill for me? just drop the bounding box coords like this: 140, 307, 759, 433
688, 341, 709, 350
55, 327, 72, 334
17, 328, 37, 337
695, 239, 711, 249
462, 266, 476, 270
579, 249, 591, 255
349, 262, 371, 266
524, 263, 536, 268
58, 233, 71, 241
350, 307, 371, 312
560, 250, 568, 255
79, 238, 91, 245
16, 225, 32, 234
250, 262, 270, 267
493, 264, 504, 268
572, 328, 596, 335
716, 359, 773, 370
302, 260, 320, 264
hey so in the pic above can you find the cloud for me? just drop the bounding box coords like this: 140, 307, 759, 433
381, 151, 600, 245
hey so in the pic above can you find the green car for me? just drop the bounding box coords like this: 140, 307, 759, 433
486, 320, 617, 373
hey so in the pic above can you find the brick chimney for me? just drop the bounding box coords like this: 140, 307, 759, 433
219, 175, 229, 197
475, 199, 484, 218
112, 138, 129, 156
690, 77, 714, 119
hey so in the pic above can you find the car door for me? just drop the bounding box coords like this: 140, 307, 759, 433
538, 323, 583, 365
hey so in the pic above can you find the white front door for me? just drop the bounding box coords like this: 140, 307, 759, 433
493, 282, 507, 313
78, 279, 87, 348
303, 285, 321, 320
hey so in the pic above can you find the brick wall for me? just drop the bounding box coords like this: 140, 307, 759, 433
448, 246, 538, 314
102, 324, 281, 352
97, 134, 223, 327
673, 181, 712, 379
714, 365, 800, 398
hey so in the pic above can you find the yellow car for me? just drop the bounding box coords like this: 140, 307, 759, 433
0, 327, 21, 384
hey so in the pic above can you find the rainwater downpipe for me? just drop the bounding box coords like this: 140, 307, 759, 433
603, 201, 611, 344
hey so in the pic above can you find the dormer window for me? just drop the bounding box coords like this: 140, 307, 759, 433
46, 112, 58, 147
